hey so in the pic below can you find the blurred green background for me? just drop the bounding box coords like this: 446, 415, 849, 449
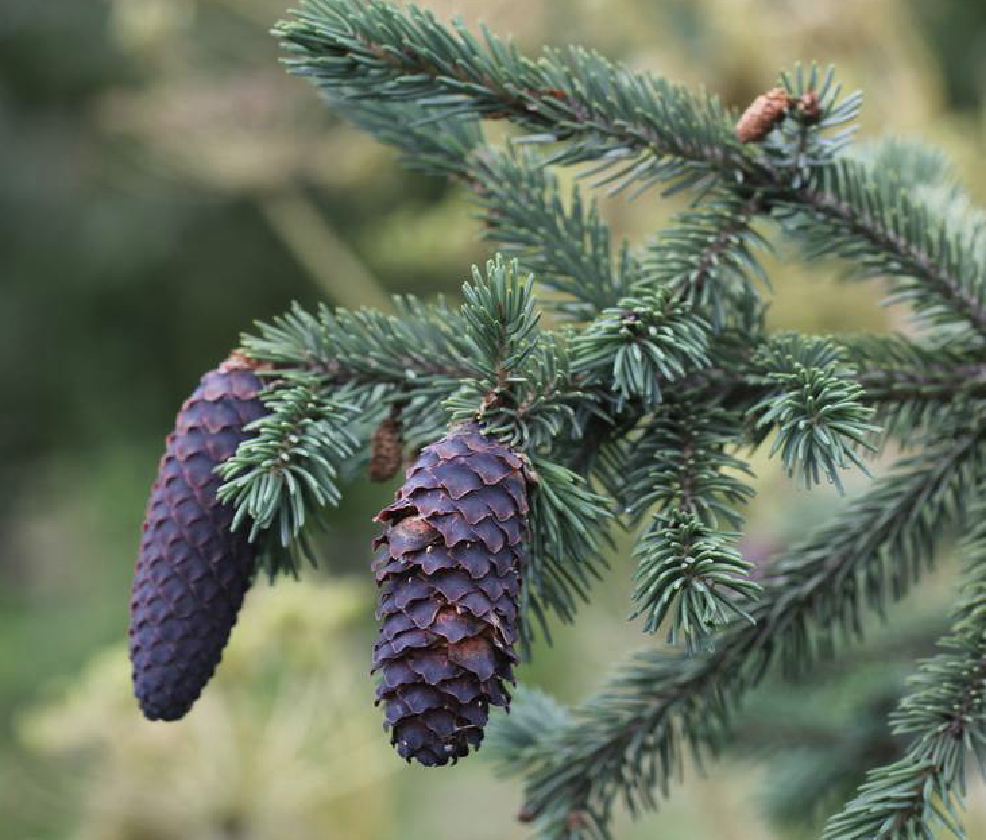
4, 1, 986, 838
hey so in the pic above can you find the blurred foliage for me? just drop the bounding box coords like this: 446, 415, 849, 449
3, 0, 986, 838
17, 581, 396, 840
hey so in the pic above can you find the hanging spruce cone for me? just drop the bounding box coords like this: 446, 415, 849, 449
129, 352, 266, 721
736, 86, 792, 143
372, 424, 528, 766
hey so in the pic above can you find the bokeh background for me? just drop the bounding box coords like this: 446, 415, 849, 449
4, 1, 986, 838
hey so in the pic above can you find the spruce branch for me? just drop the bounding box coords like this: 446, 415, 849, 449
639, 192, 770, 329
215, 371, 360, 576
503, 428, 986, 839
748, 334, 879, 491
823, 497, 986, 840
621, 403, 759, 648
630, 510, 758, 648
319, 95, 483, 184
573, 287, 711, 410
848, 334, 986, 442
568, 187, 773, 410
739, 677, 908, 831
276, 0, 742, 189
278, 1, 986, 336
562, 407, 641, 506
779, 159, 986, 335
457, 255, 541, 382
487, 685, 571, 778
857, 136, 986, 251
320, 95, 634, 321
668, 333, 986, 450
525, 456, 612, 645
320, 298, 474, 389
444, 255, 583, 450
470, 146, 636, 319
625, 404, 755, 530
241, 296, 473, 388
240, 295, 477, 448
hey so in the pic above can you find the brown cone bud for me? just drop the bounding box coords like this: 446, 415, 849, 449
736, 87, 793, 143
796, 90, 822, 123
369, 415, 403, 482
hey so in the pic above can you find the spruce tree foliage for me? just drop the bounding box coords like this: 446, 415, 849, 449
184, 0, 986, 836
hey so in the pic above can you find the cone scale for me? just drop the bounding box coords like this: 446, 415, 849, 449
372, 424, 528, 766
129, 353, 265, 721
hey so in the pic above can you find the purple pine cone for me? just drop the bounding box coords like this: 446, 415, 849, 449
373, 424, 528, 766
129, 353, 266, 721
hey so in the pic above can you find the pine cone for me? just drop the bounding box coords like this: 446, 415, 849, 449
736, 87, 792, 143
369, 414, 403, 482
129, 353, 266, 721
372, 424, 528, 766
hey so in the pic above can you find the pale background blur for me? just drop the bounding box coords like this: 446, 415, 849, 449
2, 1, 986, 838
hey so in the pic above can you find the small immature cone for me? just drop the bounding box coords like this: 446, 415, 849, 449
369, 415, 403, 482
372, 424, 528, 766
736, 87, 792, 143
796, 90, 822, 123
129, 353, 265, 721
